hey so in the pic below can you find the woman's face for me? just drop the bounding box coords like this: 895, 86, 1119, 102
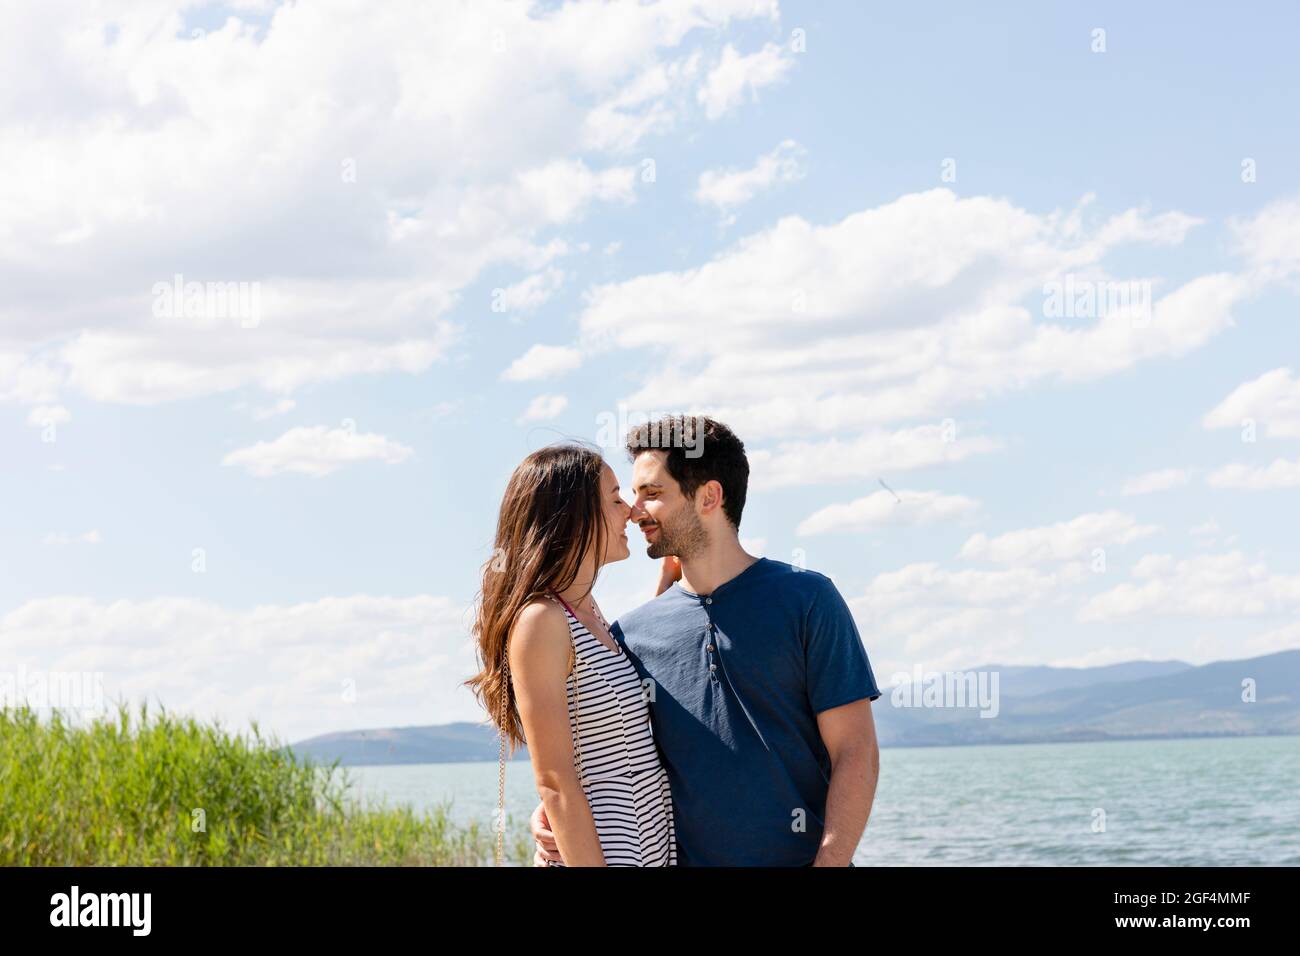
598, 462, 632, 565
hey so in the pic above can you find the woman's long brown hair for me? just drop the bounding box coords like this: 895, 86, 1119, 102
465, 443, 609, 753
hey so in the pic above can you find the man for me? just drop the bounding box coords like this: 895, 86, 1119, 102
531, 415, 881, 866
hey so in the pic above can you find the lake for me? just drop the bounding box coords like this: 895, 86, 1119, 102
336, 735, 1300, 865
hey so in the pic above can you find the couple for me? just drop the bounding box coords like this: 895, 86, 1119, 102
467, 415, 881, 866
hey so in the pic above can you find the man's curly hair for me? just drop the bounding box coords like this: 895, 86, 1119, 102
625, 415, 749, 529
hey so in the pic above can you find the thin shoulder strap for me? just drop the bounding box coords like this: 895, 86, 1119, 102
544, 589, 585, 784
547, 588, 578, 619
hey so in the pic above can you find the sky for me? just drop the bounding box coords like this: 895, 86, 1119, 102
2, 0, 1299, 745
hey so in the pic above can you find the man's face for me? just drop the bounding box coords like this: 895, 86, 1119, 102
630, 450, 708, 560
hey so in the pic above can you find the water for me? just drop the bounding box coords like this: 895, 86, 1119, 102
336, 735, 1300, 865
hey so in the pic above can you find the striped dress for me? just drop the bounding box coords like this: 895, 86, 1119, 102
545, 592, 676, 867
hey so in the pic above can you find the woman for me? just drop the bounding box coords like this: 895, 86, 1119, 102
466, 443, 676, 866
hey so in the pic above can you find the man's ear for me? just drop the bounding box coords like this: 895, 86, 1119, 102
697, 479, 724, 516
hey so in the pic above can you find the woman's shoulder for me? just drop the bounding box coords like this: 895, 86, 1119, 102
510, 598, 572, 649
509, 598, 574, 678
515, 595, 566, 621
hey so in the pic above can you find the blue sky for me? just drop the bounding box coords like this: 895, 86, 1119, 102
3, 0, 1299, 744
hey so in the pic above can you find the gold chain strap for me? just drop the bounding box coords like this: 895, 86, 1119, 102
548, 591, 584, 782
495, 647, 509, 866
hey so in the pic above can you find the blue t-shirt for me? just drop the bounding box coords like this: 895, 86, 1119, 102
610, 557, 881, 866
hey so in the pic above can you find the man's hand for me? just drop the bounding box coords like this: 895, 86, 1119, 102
655, 555, 682, 596
530, 801, 563, 866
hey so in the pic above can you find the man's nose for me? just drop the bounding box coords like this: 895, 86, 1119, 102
628, 502, 649, 523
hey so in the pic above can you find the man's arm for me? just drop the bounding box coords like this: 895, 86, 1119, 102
801, 576, 882, 866
812, 697, 879, 866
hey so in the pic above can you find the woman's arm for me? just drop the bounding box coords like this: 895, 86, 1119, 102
509, 601, 606, 867
655, 555, 682, 596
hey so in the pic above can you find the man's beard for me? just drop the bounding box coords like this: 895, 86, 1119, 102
646, 508, 708, 560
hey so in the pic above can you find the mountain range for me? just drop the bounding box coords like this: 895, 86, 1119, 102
286, 649, 1300, 765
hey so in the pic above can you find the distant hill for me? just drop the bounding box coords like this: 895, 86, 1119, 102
872, 649, 1300, 746
289, 721, 527, 766
286, 650, 1300, 765
963, 659, 1193, 696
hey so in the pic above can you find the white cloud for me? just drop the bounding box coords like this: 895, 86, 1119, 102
1120, 467, 1192, 496
1235, 620, 1300, 657
861, 562, 1081, 611
1230, 194, 1300, 280
851, 561, 1081, 658
960, 510, 1158, 564
26, 404, 70, 427
1079, 550, 1300, 622
749, 424, 1001, 489
501, 343, 582, 382
580, 52, 702, 152
0, 593, 475, 741
251, 398, 296, 421
1206, 458, 1300, 490
518, 393, 569, 423
58, 282, 462, 406
697, 42, 793, 120
1048, 646, 1166, 668
0, 352, 63, 405
577, 189, 1237, 466
222, 424, 414, 478
797, 488, 979, 536
43, 530, 101, 547
694, 139, 806, 214
493, 267, 565, 315
417, 399, 463, 423
513, 159, 637, 223
0, 0, 776, 410
1203, 367, 1300, 439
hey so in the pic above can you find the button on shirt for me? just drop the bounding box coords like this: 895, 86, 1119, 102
611, 557, 881, 866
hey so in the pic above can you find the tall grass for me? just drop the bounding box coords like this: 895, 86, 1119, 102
0, 702, 531, 866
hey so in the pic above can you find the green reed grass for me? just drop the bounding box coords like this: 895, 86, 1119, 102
0, 702, 531, 866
